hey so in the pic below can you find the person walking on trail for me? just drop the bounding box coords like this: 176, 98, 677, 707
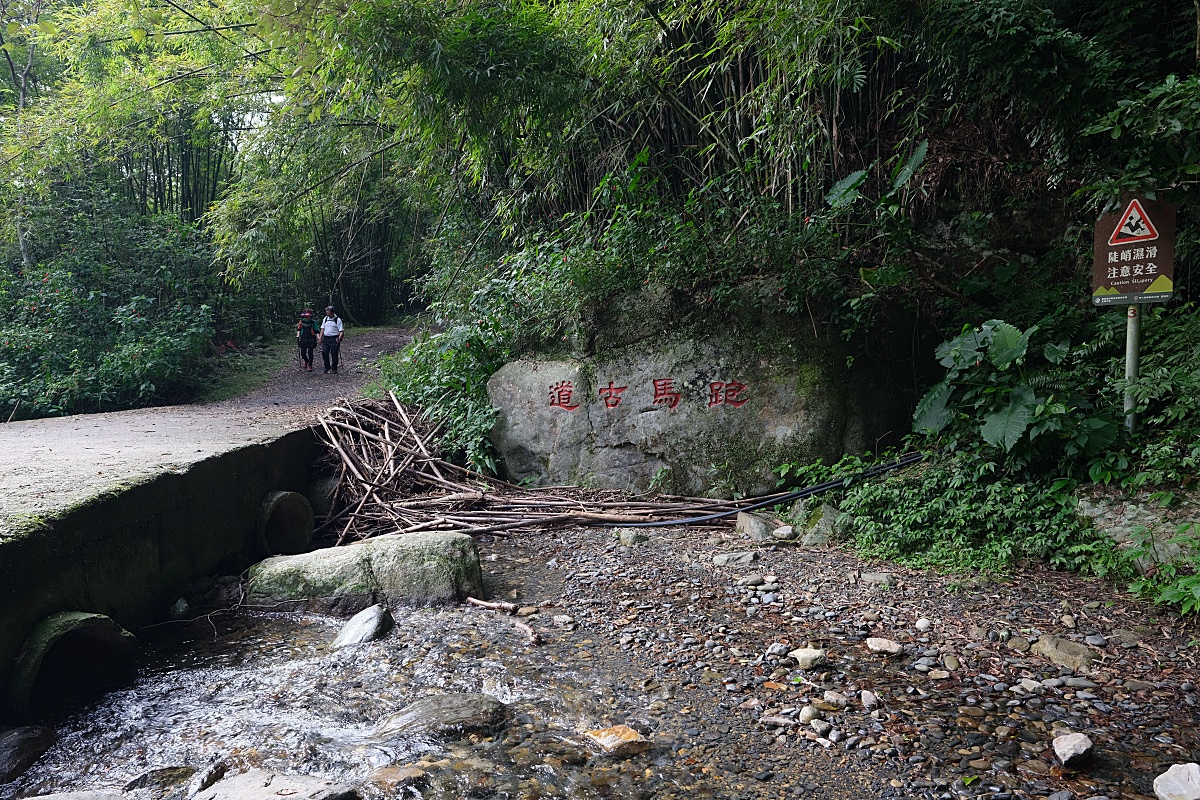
318, 305, 344, 373
296, 308, 318, 372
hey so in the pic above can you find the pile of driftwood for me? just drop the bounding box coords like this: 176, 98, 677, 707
314, 394, 764, 545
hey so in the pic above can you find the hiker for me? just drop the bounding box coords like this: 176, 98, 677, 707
318, 305, 344, 373
296, 308, 318, 371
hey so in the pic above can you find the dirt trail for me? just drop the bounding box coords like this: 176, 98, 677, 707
0, 327, 412, 532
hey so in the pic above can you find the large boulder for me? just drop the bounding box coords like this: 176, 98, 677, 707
192, 768, 358, 800
0, 726, 55, 783
487, 330, 897, 496
248, 532, 483, 614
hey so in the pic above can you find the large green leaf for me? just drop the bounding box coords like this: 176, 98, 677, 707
935, 326, 986, 371
913, 380, 954, 435
980, 387, 1037, 452
986, 320, 1037, 369
825, 169, 868, 209
889, 139, 928, 195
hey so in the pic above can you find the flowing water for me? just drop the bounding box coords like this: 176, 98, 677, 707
7, 605, 681, 800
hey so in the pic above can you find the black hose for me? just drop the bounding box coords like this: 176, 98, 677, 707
612, 451, 926, 528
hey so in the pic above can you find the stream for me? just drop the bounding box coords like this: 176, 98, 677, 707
6, 603, 683, 800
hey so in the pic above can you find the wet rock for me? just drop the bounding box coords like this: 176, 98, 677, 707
1052, 732, 1094, 767
0, 726, 55, 783
192, 768, 358, 800
866, 637, 903, 656
187, 760, 232, 797
736, 512, 773, 542
1155, 763, 1200, 800
583, 724, 652, 757
248, 532, 484, 612
1031, 635, 1094, 671
375, 693, 508, 740
713, 551, 759, 567
124, 766, 196, 791
788, 648, 827, 669
367, 766, 428, 791
331, 604, 394, 649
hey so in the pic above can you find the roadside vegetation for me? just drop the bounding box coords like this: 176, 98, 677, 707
0, 0, 1197, 607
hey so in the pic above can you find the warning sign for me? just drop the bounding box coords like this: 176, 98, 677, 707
1107, 199, 1159, 246
1092, 197, 1175, 306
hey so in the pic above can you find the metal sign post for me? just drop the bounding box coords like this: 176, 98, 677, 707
1092, 197, 1175, 434
1124, 305, 1140, 432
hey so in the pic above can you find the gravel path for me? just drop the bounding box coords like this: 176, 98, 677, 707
0, 327, 411, 532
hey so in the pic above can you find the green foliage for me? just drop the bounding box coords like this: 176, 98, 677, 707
776, 453, 1121, 575
375, 325, 507, 473
914, 318, 1121, 470
0, 199, 219, 416
1128, 524, 1200, 616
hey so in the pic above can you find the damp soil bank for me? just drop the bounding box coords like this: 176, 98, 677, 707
7, 523, 1198, 800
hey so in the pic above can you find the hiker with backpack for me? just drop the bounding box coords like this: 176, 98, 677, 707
318, 305, 344, 373
296, 308, 318, 371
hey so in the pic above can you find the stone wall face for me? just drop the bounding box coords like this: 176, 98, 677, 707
488, 336, 898, 496
0, 429, 319, 720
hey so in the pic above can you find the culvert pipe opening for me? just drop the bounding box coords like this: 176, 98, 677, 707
257, 490, 314, 556
8, 612, 139, 720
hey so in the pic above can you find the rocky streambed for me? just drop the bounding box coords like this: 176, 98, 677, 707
3, 524, 1199, 800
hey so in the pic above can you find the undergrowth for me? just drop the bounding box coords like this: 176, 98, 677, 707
779, 303, 1200, 615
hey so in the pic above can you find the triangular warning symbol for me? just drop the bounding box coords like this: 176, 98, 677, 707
1108, 199, 1159, 246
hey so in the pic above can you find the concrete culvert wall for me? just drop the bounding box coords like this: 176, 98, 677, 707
8, 612, 138, 721
257, 491, 314, 556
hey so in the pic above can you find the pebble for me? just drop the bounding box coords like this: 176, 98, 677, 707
788, 648, 827, 669
866, 637, 903, 656
1052, 732, 1094, 767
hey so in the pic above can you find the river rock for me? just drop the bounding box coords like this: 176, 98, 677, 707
616, 528, 650, 546
866, 637, 904, 656
485, 325, 899, 495
124, 766, 196, 791
247, 532, 484, 614
583, 724, 651, 756
191, 768, 358, 800
1154, 763, 1200, 800
788, 648, 827, 669
331, 604, 394, 649
0, 725, 54, 783
736, 512, 773, 542
800, 504, 842, 547
374, 693, 508, 740
713, 551, 759, 567
1031, 635, 1095, 671
859, 572, 895, 587
1053, 732, 1094, 766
